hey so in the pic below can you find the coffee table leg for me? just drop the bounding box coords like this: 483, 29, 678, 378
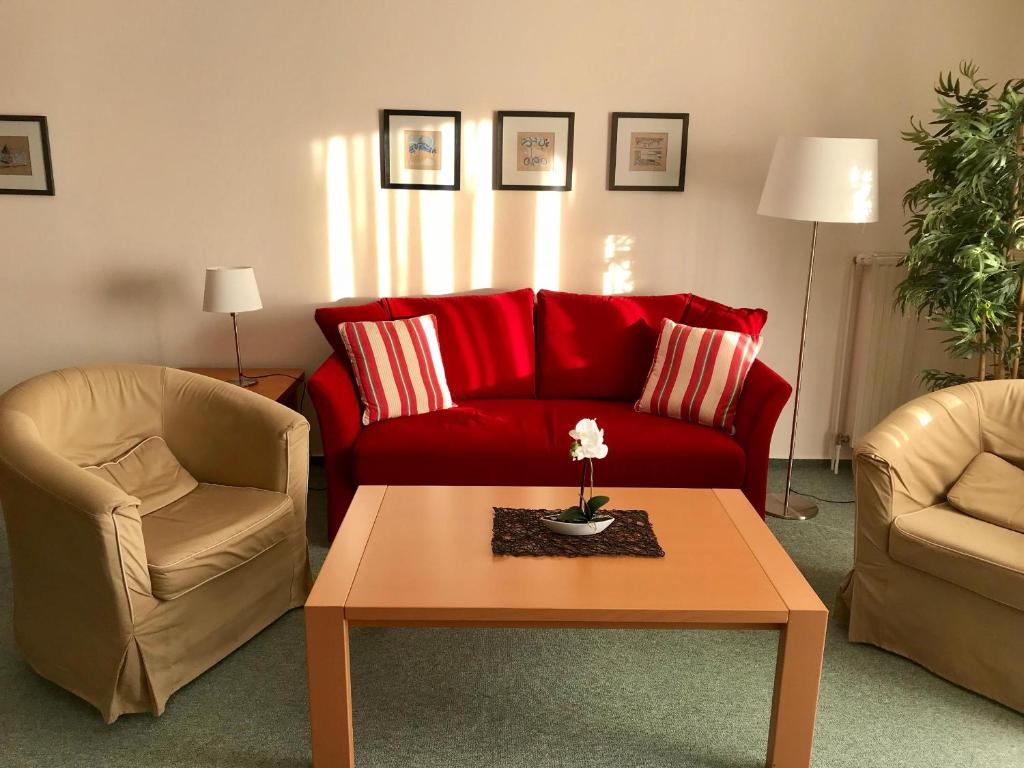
306, 606, 355, 768
766, 610, 827, 768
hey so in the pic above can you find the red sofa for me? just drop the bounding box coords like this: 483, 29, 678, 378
310, 289, 792, 539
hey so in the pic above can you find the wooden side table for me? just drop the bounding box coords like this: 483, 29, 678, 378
184, 367, 305, 410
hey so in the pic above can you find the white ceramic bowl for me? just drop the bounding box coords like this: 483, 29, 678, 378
541, 515, 614, 536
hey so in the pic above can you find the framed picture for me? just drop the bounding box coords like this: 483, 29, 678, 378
494, 111, 574, 191
0, 115, 54, 195
380, 109, 461, 190
608, 112, 689, 191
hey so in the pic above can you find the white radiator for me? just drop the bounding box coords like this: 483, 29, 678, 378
830, 253, 968, 470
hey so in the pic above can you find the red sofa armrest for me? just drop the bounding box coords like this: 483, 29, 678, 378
308, 354, 363, 539
733, 359, 792, 517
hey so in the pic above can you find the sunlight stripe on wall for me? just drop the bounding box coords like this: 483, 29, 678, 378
326, 137, 354, 300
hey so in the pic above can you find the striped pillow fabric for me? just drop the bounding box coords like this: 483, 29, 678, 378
635, 319, 762, 434
338, 315, 455, 425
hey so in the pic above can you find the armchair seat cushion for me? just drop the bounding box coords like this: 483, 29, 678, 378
142, 483, 293, 600
353, 398, 745, 488
890, 503, 1024, 612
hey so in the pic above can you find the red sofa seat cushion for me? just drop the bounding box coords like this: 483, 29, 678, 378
353, 398, 745, 490
536, 290, 693, 400
386, 289, 537, 399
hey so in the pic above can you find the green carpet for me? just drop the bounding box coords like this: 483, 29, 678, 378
1, 463, 1021, 767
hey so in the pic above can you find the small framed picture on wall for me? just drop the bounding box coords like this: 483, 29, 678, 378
494, 111, 574, 191
380, 109, 461, 190
0, 115, 54, 195
608, 112, 689, 191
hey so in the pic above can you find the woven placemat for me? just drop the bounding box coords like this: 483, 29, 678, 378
492, 508, 665, 557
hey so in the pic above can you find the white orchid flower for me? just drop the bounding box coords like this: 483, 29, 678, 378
569, 418, 609, 460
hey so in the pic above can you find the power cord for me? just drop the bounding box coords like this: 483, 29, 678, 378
242, 372, 309, 414
791, 488, 854, 504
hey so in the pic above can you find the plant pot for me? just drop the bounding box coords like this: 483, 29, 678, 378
541, 514, 614, 536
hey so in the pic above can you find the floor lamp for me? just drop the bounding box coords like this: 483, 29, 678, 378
757, 137, 878, 520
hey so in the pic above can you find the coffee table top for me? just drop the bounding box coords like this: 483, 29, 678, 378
307, 486, 825, 628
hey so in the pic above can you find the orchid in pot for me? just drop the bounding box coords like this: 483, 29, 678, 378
541, 419, 614, 536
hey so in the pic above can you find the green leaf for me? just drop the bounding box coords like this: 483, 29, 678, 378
556, 506, 587, 523
586, 495, 610, 513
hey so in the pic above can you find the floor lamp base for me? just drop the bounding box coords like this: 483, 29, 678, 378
765, 492, 819, 521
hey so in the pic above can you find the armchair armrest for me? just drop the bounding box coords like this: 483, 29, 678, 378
853, 383, 982, 548
0, 409, 153, 697
308, 355, 364, 539
733, 359, 792, 516
162, 367, 309, 495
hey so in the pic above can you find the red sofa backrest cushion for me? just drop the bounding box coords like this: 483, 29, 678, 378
385, 289, 537, 399
314, 300, 391, 362
682, 294, 767, 336
536, 290, 694, 400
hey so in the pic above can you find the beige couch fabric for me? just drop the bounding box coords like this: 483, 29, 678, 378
84, 435, 199, 515
836, 380, 1024, 713
0, 365, 311, 722
947, 451, 1024, 534
890, 503, 1024, 612
143, 483, 294, 600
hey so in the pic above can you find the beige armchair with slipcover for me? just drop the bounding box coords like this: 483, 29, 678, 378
836, 380, 1024, 713
0, 365, 311, 722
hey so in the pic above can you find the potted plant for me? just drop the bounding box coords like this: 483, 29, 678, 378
542, 419, 614, 536
898, 62, 1024, 389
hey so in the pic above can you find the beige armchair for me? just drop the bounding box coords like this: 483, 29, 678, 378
0, 365, 311, 722
836, 380, 1024, 713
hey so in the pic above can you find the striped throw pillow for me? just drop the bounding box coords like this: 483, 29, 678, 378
338, 315, 455, 425
635, 319, 762, 434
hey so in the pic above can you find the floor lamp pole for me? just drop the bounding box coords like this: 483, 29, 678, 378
766, 220, 820, 520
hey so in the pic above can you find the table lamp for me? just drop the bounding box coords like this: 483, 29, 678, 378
758, 136, 878, 520
202, 266, 263, 387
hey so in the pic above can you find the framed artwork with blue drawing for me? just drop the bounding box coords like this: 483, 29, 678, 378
608, 112, 689, 191
380, 109, 461, 190
494, 111, 574, 191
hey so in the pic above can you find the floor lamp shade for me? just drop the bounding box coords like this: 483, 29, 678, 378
202, 267, 263, 314
758, 137, 878, 224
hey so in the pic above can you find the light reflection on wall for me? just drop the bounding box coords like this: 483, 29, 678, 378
371, 133, 392, 297
350, 134, 370, 257
393, 186, 410, 296
324, 119, 546, 299
532, 159, 563, 290
465, 120, 494, 289
602, 234, 635, 295
419, 191, 454, 295
326, 137, 354, 299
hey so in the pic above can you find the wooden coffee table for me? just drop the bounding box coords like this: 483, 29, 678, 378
305, 486, 827, 768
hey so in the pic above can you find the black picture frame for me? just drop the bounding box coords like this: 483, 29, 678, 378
380, 109, 461, 191
493, 110, 575, 191
0, 115, 55, 196
608, 112, 689, 191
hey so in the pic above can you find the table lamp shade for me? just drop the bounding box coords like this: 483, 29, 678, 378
202, 266, 263, 313
758, 137, 878, 223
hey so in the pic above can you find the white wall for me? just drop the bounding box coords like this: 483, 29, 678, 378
2, 0, 1021, 456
